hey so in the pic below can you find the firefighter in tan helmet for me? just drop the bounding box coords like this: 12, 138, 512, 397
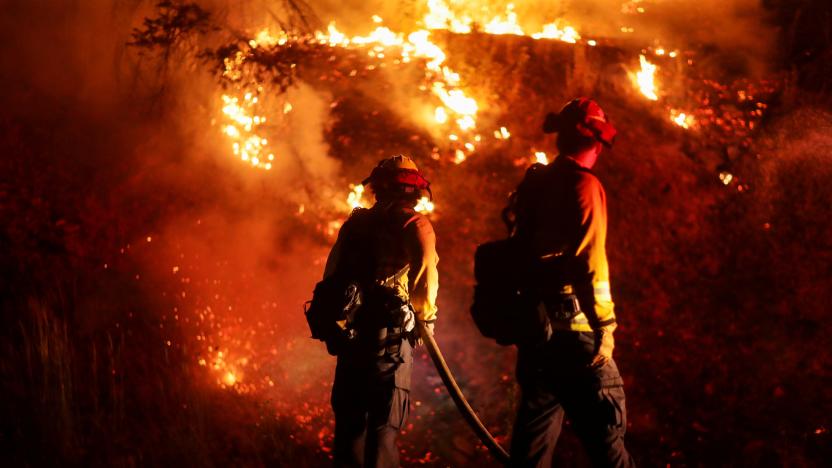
318, 155, 438, 467
507, 98, 635, 467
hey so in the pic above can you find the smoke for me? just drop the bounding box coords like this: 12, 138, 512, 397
0, 0, 345, 412
272, 83, 341, 194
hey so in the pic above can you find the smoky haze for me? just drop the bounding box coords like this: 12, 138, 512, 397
0, 0, 346, 422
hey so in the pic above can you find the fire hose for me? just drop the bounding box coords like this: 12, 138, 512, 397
416, 321, 511, 465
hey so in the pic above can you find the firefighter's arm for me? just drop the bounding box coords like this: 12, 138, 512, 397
405, 213, 439, 324
575, 175, 617, 367
574, 174, 616, 328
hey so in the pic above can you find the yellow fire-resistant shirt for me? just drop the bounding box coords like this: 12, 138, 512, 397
513, 156, 615, 332
323, 203, 439, 323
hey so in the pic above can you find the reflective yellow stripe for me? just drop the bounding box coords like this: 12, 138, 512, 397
571, 312, 589, 324
593, 281, 612, 301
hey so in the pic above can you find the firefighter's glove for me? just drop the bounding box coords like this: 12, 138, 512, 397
589, 322, 616, 369
414, 320, 435, 347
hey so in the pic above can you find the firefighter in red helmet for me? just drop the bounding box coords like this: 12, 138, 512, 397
507, 98, 635, 467
320, 155, 438, 467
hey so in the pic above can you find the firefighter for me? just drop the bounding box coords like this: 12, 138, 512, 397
322, 155, 438, 468
507, 98, 635, 467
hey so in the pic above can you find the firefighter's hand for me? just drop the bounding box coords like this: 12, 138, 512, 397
415, 321, 435, 347
589, 323, 616, 369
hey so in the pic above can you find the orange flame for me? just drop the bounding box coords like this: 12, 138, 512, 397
347, 184, 366, 210
634, 55, 659, 101
483, 4, 525, 36
220, 94, 274, 170
344, 183, 435, 214
217, 3, 589, 175
670, 109, 695, 129
215, 2, 706, 238
532, 22, 581, 43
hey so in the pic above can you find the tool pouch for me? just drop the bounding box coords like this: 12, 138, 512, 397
381, 301, 415, 362
304, 276, 363, 356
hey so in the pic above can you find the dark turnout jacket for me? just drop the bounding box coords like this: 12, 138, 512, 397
323, 202, 439, 323
512, 156, 615, 332
323, 201, 439, 391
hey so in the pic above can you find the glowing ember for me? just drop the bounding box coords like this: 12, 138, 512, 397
719, 171, 734, 185
634, 54, 659, 101
197, 341, 250, 391
249, 28, 287, 48
494, 126, 511, 140
434, 106, 448, 124
414, 196, 435, 214
533, 151, 549, 164
671, 109, 695, 129
220, 94, 274, 170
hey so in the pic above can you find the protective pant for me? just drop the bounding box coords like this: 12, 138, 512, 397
331, 350, 411, 467
511, 331, 635, 468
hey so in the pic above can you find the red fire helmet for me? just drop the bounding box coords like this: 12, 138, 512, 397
543, 97, 617, 148
362, 155, 432, 198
